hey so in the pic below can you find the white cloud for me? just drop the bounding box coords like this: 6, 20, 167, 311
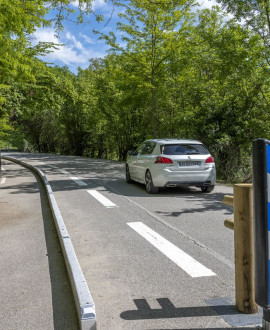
70, 1, 87, 10
66, 31, 84, 50
34, 28, 106, 69
71, 0, 106, 10
34, 29, 60, 44
93, 0, 107, 10
79, 33, 94, 44
198, 0, 219, 9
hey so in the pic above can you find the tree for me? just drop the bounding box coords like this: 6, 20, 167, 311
0, 0, 98, 109
174, 7, 270, 180
216, 0, 270, 49
97, 0, 196, 137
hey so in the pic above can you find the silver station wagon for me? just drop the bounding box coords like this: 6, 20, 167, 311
126, 139, 216, 194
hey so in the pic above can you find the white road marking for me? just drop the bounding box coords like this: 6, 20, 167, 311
47, 165, 58, 169
59, 169, 70, 175
70, 176, 87, 186
87, 190, 117, 208
46, 165, 88, 187
1, 166, 6, 184
106, 182, 234, 269
127, 222, 216, 278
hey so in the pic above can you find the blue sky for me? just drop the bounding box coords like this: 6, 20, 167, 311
34, 0, 219, 73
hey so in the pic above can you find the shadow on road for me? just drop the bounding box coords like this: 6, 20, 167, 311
121, 297, 262, 329
3, 154, 233, 218
121, 298, 234, 320
3, 154, 234, 222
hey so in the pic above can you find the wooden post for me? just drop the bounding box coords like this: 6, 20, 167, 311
233, 184, 258, 314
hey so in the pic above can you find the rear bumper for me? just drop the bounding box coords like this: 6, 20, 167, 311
151, 167, 216, 187
165, 181, 213, 188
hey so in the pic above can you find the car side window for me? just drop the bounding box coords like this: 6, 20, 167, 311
136, 144, 145, 154
142, 142, 155, 155
148, 142, 156, 154
137, 142, 156, 155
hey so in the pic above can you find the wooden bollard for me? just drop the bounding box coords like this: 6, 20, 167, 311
224, 218, 234, 230
233, 184, 258, 314
223, 195, 234, 230
223, 195, 234, 207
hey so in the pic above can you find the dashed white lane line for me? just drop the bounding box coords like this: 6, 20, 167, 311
58, 169, 70, 175
70, 176, 88, 187
1, 166, 6, 184
46, 165, 88, 186
127, 222, 216, 278
86, 189, 118, 208
47, 165, 58, 169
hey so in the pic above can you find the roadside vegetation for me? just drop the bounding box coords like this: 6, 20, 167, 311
1, 0, 270, 182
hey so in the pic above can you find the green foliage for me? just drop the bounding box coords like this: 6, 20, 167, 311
216, 0, 270, 49
0, 0, 97, 110
96, 0, 196, 137
0, 117, 24, 149
3, 1, 270, 182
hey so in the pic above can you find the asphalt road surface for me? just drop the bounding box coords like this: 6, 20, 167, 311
0, 152, 263, 329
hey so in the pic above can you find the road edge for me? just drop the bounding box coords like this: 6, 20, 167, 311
2, 156, 96, 330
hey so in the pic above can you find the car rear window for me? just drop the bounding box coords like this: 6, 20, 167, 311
161, 144, 209, 155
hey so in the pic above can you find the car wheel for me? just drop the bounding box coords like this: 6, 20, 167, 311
145, 170, 159, 194
126, 165, 133, 183
201, 185, 214, 193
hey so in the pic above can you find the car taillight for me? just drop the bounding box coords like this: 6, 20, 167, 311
205, 156, 214, 163
155, 156, 173, 164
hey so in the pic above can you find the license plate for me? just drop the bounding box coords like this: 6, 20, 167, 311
178, 161, 201, 167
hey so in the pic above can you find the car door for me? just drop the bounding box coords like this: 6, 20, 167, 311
136, 142, 156, 183
128, 144, 145, 181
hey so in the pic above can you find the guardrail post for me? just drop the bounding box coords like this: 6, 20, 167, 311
223, 184, 258, 314
234, 184, 258, 314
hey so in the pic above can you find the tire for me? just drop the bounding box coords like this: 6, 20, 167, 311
126, 165, 133, 183
201, 185, 215, 193
145, 170, 159, 194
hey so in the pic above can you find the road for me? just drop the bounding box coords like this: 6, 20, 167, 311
0, 152, 262, 329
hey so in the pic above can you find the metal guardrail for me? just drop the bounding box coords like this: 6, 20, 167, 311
223, 184, 258, 314
2, 156, 96, 330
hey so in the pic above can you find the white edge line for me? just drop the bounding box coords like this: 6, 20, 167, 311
128, 222, 216, 278
1, 156, 96, 329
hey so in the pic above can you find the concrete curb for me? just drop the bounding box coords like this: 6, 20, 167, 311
2, 156, 96, 330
